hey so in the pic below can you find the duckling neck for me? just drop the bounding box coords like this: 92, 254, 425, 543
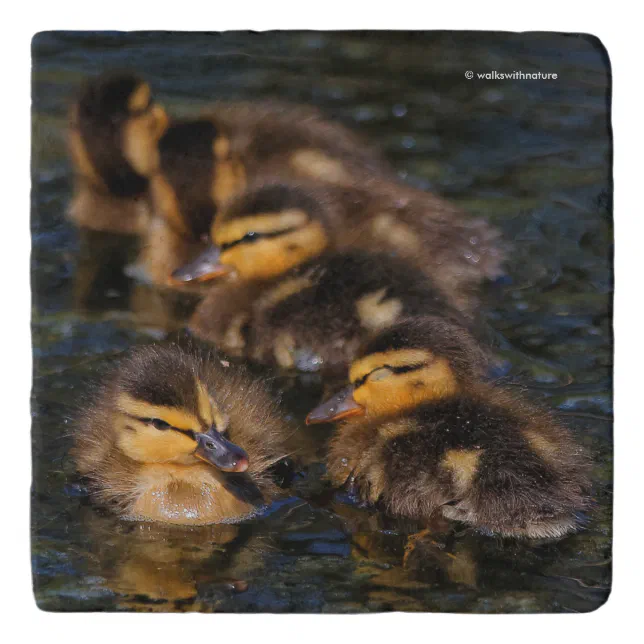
126, 462, 259, 526
68, 176, 151, 235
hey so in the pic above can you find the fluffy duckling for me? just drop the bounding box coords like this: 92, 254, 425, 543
172, 181, 504, 314
72, 344, 294, 525
68, 71, 169, 234
137, 104, 393, 287
189, 249, 461, 374
307, 317, 590, 539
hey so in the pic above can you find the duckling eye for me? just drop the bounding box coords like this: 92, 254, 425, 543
220, 226, 299, 251
146, 418, 171, 431
353, 367, 392, 388
369, 367, 393, 382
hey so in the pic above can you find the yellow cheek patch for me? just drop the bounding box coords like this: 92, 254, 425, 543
350, 350, 435, 385
128, 83, 151, 112
219, 221, 327, 281
116, 419, 197, 464
352, 358, 458, 416
442, 449, 483, 495
290, 149, 349, 183
214, 210, 309, 246
355, 288, 403, 333
116, 394, 200, 431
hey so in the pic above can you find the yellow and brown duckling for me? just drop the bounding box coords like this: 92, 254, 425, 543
72, 344, 294, 526
307, 317, 590, 539
172, 180, 504, 314
136, 103, 394, 287
188, 247, 462, 375
67, 71, 169, 234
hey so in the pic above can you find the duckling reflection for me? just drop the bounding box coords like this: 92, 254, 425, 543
73, 227, 199, 332
67, 71, 169, 234
328, 499, 571, 597
132, 120, 219, 288
78, 508, 268, 612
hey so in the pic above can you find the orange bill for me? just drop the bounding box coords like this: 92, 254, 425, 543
169, 245, 233, 285
306, 386, 365, 424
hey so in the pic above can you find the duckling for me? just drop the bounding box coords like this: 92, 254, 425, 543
189, 249, 463, 374
135, 103, 394, 287
171, 180, 504, 314
306, 316, 590, 539
72, 344, 294, 525
67, 71, 169, 234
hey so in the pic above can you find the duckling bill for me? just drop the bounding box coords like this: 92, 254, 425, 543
72, 344, 294, 525
308, 317, 591, 539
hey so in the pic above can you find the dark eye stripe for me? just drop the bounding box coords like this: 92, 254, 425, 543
220, 226, 299, 252
352, 363, 428, 389
131, 415, 197, 441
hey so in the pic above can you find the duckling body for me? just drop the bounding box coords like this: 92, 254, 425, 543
67, 72, 169, 234
190, 251, 461, 374
73, 344, 293, 525
308, 317, 590, 539
200, 101, 392, 195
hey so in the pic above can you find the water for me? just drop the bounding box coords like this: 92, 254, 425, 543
31, 31, 612, 613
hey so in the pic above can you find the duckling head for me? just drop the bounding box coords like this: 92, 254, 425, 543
307, 316, 488, 423
104, 345, 249, 472
71, 71, 169, 195
170, 183, 329, 284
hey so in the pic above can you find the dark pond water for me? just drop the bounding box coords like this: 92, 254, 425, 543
31, 31, 612, 613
